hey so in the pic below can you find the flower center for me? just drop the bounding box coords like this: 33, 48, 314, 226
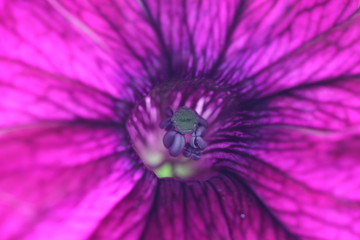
126, 81, 232, 180
172, 107, 199, 134
160, 107, 208, 160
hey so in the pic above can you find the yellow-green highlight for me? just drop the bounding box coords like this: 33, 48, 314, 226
155, 163, 173, 178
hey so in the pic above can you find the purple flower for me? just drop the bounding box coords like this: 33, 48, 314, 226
1, 0, 360, 239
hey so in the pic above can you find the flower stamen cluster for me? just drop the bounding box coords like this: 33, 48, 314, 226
160, 107, 207, 160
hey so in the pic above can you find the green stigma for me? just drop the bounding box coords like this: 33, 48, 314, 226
172, 107, 199, 134
155, 163, 173, 178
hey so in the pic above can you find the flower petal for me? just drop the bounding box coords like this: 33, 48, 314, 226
88, 172, 157, 240
136, 0, 358, 78
0, 2, 133, 128
237, 13, 360, 98
136, 175, 312, 240
226, 0, 360, 78
41, 0, 171, 98
0, 0, 120, 96
249, 79, 360, 201
0, 124, 148, 239
207, 66, 360, 239
43, 1, 356, 89
0, 60, 130, 127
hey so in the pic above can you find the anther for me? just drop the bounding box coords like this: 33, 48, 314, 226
183, 143, 201, 160
163, 130, 186, 157
160, 106, 208, 159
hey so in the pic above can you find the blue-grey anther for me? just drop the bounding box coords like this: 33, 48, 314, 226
161, 106, 208, 159
183, 143, 201, 160
172, 107, 199, 134
169, 132, 186, 156
190, 126, 207, 149
163, 130, 177, 148
163, 130, 186, 157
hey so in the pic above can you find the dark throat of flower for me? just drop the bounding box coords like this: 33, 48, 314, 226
126, 80, 234, 180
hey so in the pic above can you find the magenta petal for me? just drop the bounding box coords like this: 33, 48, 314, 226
227, 0, 360, 78
207, 82, 360, 238
101, 0, 357, 78
88, 172, 157, 240
168, 133, 185, 157
0, 124, 147, 239
244, 14, 360, 98
0, 1, 120, 96
0, 60, 127, 127
1, 0, 360, 239
140, 176, 296, 240
43, 0, 168, 95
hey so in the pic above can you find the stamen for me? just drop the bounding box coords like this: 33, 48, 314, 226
183, 143, 201, 160
161, 107, 208, 160
127, 81, 227, 179
163, 130, 177, 148
168, 131, 186, 156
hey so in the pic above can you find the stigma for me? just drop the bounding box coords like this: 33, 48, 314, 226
160, 107, 208, 160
